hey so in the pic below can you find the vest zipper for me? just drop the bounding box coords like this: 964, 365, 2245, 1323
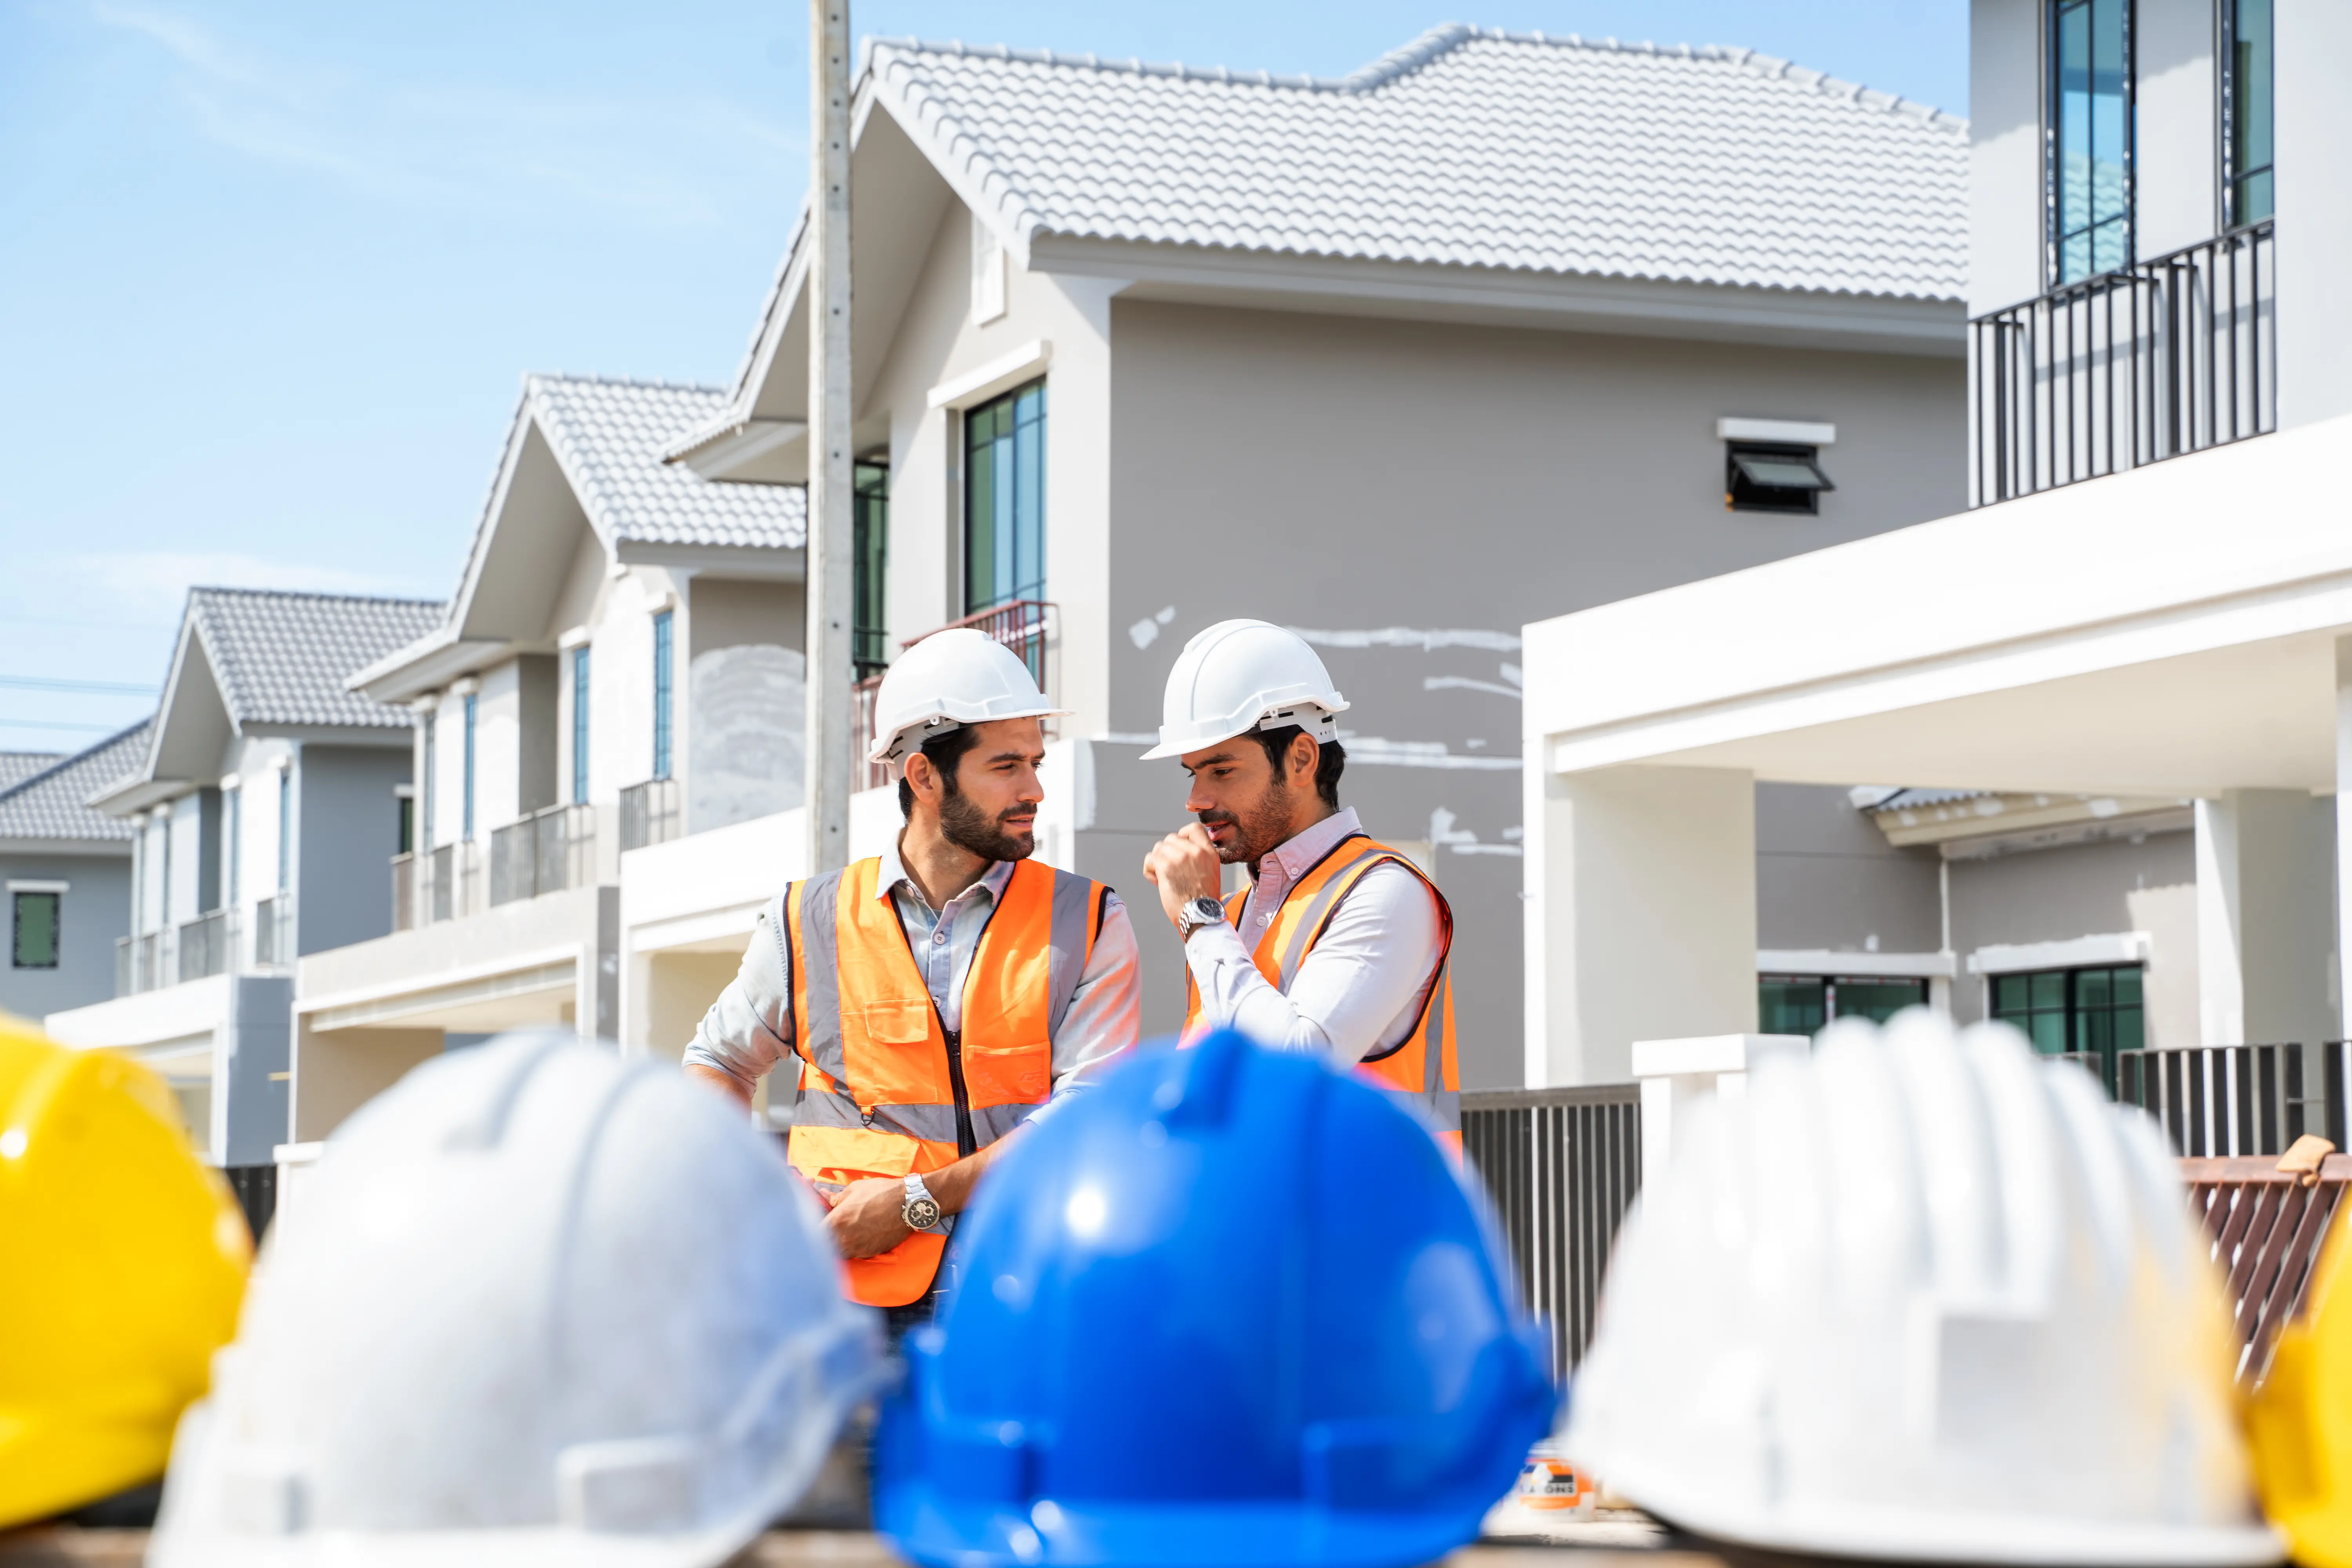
941, 1027, 979, 1158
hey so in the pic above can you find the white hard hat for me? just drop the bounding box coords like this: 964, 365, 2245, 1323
1141, 618, 1348, 760
150, 1033, 884, 1568
1566, 1011, 2279, 1567
867, 626, 1069, 766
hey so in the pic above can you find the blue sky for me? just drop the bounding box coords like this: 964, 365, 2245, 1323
0, 0, 1966, 751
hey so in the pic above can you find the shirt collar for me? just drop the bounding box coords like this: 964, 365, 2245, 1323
877, 833, 1018, 910
1262, 807, 1363, 886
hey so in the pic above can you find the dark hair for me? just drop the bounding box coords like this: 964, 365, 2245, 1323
1252, 725, 1344, 808
897, 724, 983, 819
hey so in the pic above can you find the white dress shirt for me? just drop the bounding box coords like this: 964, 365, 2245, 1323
1182, 807, 1443, 1065
683, 838, 1142, 1124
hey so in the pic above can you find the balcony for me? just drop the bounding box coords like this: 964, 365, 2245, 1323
177, 909, 233, 983
491, 802, 596, 906
620, 777, 681, 852
852, 599, 1058, 789
253, 894, 292, 967
115, 931, 162, 996
1971, 221, 2275, 504
392, 840, 483, 931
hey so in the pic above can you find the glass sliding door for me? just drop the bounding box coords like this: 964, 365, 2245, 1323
964, 381, 1046, 613
2051, 0, 2131, 283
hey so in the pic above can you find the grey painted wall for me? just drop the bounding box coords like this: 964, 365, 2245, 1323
295, 744, 413, 957
688, 577, 807, 834
1105, 300, 1966, 1085
517, 654, 560, 815
0, 852, 129, 1017
1756, 784, 1942, 954
218, 974, 291, 1165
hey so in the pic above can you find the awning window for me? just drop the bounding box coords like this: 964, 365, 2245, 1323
1726, 442, 1835, 514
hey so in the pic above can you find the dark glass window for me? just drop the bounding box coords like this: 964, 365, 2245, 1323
965, 381, 1046, 613
397, 793, 414, 857
2052, 0, 2132, 283
2227, 0, 2274, 226
276, 768, 292, 893
1991, 964, 2145, 1080
854, 461, 891, 675
1758, 975, 1929, 1034
462, 692, 478, 838
652, 611, 674, 780
572, 647, 592, 804
12, 891, 59, 969
226, 785, 241, 905
1726, 443, 1835, 514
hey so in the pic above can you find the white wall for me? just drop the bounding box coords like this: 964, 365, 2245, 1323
2276, 0, 2352, 428
2135, 0, 2220, 260
1970, 0, 2044, 315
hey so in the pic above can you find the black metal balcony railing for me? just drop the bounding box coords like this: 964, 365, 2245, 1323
2058, 1039, 2348, 1158
1972, 221, 2275, 504
491, 803, 595, 906
619, 777, 681, 853
852, 599, 1058, 790
177, 909, 232, 983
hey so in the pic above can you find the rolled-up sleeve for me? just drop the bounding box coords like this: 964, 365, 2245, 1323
681, 898, 795, 1096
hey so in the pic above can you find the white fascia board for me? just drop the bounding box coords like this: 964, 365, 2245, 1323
1966, 932, 2151, 975
6, 878, 70, 893
85, 775, 191, 816
671, 419, 807, 480
1532, 412, 2352, 770
0, 838, 131, 857
1719, 417, 1837, 445
1758, 948, 1956, 978
612, 540, 806, 580
1031, 233, 1965, 355
928, 340, 1053, 410
1630, 1033, 1812, 1077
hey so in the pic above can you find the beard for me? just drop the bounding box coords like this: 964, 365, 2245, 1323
1197, 775, 1295, 866
940, 780, 1035, 863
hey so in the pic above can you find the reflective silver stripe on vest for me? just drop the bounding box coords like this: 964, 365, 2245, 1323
1274, 844, 1389, 988
1043, 868, 1096, 1041
970, 1101, 1040, 1145
794, 869, 850, 1089
1421, 960, 1449, 1093
794, 1087, 965, 1145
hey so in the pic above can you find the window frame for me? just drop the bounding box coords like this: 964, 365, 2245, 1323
651, 610, 674, 781
462, 691, 478, 839
962, 380, 1048, 615
1757, 973, 1929, 1033
1989, 962, 2146, 1087
852, 459, 891, 676
571, 646, 592, 805
2046, 0, 2136, 287
11, 889, 60, 970
225, 782, 241, 906
1725, 442, 1835, 515
276, 766, 292, 894
2220, 0, 2274, 229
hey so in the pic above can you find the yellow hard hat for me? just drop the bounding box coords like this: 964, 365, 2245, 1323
0, 1014, 251, 1528
2250, 1198, 2352, 1568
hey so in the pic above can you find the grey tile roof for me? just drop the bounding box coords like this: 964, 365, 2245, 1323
0, 722, 149, 841
528, 375, 806, 549
868, 25, 1968, 301
0, 753, 62, 790
190, 588, 444, 729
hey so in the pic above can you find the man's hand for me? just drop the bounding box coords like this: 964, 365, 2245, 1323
822, 1176, 913, 1259
1143, 822, 1223, 933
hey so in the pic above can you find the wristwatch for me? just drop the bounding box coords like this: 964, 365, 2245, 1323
1176, 895, 1228, 942
901, 1173, 942, 1233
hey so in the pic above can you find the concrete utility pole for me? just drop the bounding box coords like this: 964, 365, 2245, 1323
805, 0, 853, 873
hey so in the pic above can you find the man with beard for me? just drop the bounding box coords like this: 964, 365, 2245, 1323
1141, 619, 1459, 1152
684, 629, 1139, 1327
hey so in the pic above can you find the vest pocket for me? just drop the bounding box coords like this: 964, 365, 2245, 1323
860, 997, 934, 1045
959, 1040, 1051, 1103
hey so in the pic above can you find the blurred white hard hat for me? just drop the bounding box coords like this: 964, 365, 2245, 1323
151, 1032, 883, 1568
1566, 1010, 2279, 1566
1142, 619, 1348, 761
868, 627, 1068, 767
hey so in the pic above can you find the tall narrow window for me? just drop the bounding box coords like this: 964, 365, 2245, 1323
964, 381, 1046, 613
397, 791, 414, 856
651, 611, 674, 780
2051, 0, 2131, 283
853, 462, 891, 675
276, 767, 292, 893
12, 890, 59, 969
462, 692, 477, 838
572, 646, 592, 804
225, 786, 241, 906
2226, 0, 2274, 227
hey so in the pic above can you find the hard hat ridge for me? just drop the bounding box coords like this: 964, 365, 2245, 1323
867, 627, 1071, 767
1142, 619, 1349, 761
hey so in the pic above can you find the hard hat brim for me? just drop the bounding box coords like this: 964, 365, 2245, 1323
880, 1486, 1497, 1568
867, 704, 1075, 767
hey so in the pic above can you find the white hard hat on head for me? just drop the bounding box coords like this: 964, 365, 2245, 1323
1566, 1009, 2279, 1566
867, 627, 1069, 766
1142, 619, 1348, 761
150, 1031, 885, 1568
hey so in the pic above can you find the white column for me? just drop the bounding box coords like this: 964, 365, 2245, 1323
2336, 635, 2352, 1038
1527, 763, 1757, 1087
2196, 787, 2336, 1047
1632, 1034, 1809, 1191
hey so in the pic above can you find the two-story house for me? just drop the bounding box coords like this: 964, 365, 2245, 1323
1523, 0, 2352, 1097
44, 588, 438, 1171
641, 24, 1976, 1087
0, 724, 148, 1024
296, 374, 807, 1141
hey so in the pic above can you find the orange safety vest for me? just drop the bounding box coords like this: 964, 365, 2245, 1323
781, 855, 1107, 1306
1182, 832, 1461, 1152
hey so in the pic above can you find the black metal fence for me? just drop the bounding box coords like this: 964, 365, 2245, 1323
2063, 1041, 2352, 1157
1971, 221, 2274, 504
1461, 1084, 1641, 1379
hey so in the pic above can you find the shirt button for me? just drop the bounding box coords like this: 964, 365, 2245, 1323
933, 930, 947, 944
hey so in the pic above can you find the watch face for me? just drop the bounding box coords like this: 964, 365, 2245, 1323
904, 1196, 942, 1231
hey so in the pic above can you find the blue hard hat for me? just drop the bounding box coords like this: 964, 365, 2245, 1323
875, 1029, 1555, 1568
